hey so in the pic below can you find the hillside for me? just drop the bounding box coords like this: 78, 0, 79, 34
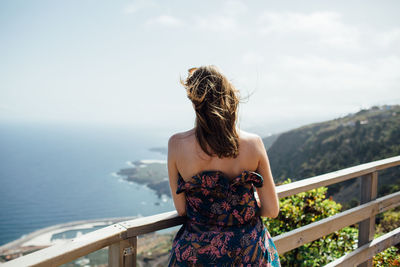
265, 105, 400, 205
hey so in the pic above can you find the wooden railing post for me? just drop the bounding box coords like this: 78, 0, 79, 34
357, 171, 378, 267
108, 236, 137, 267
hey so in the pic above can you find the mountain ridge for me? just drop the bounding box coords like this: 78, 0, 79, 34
264, 105, 400, 206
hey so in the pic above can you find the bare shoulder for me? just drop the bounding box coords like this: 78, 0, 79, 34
168, 129, 195, 151
239, 130, 264, 149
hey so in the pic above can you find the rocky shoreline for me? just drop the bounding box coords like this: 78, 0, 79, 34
117, 159, 171, 198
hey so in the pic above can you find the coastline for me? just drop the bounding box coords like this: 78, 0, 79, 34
0, 216, 137, 253
116, 160, 171, 198
0, 217, 135, 261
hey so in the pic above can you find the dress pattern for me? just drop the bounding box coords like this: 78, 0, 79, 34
168, 170, 281, 267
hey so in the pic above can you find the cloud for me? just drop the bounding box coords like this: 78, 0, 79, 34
269, 55, 398, 102
257, 11, 360, 48
192, 1, 247, 34
194, 15, 238, 32
376, 28, 400, 47
146, 15, 182, 27
241, 51, 264, 65
223, 0, 248, 16
122, 1, 157, 14
123, 3, 139, 14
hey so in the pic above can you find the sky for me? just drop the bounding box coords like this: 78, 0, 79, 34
1, 0, 400, 136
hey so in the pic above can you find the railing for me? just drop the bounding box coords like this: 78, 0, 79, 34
3, 156, 400, 267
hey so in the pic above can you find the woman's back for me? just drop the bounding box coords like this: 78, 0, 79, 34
172, 129, 261, 182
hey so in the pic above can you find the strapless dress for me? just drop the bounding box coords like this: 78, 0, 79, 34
168, 170, 281, 267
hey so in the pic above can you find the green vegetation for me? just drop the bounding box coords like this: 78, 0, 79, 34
376, 208, 400, 234
264, 181, 399, 266
265, 105, 400, 205
373, 208, 400, 266
373, 246, 400, 266
263, 179, 358, 266
262, 133, 280, 150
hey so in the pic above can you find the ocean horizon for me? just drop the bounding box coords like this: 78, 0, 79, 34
0, 121, 174, 246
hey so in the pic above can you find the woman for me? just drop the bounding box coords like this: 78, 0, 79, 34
168, 66, 280, 266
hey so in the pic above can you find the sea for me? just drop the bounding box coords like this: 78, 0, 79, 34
0, 121, 175, 246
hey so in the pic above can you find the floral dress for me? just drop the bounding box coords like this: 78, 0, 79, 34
168, 170, 281, 267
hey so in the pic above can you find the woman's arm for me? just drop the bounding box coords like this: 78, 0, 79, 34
168, 134, 187, 216
254, 136, 280, 218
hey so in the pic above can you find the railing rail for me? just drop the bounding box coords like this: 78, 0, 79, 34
2, 155, 400, 267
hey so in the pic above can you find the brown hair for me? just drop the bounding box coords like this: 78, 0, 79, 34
181, 65, 240, 158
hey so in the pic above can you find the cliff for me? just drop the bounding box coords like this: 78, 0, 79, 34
265, 105, 400, 206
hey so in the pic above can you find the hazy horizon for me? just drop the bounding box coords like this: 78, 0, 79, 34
2, 104, 396, 141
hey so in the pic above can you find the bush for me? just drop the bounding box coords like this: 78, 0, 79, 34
263, 179, 358, 266
373, 208, 400, 266
373, 246, 400, 266
376, 209, 400, 234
